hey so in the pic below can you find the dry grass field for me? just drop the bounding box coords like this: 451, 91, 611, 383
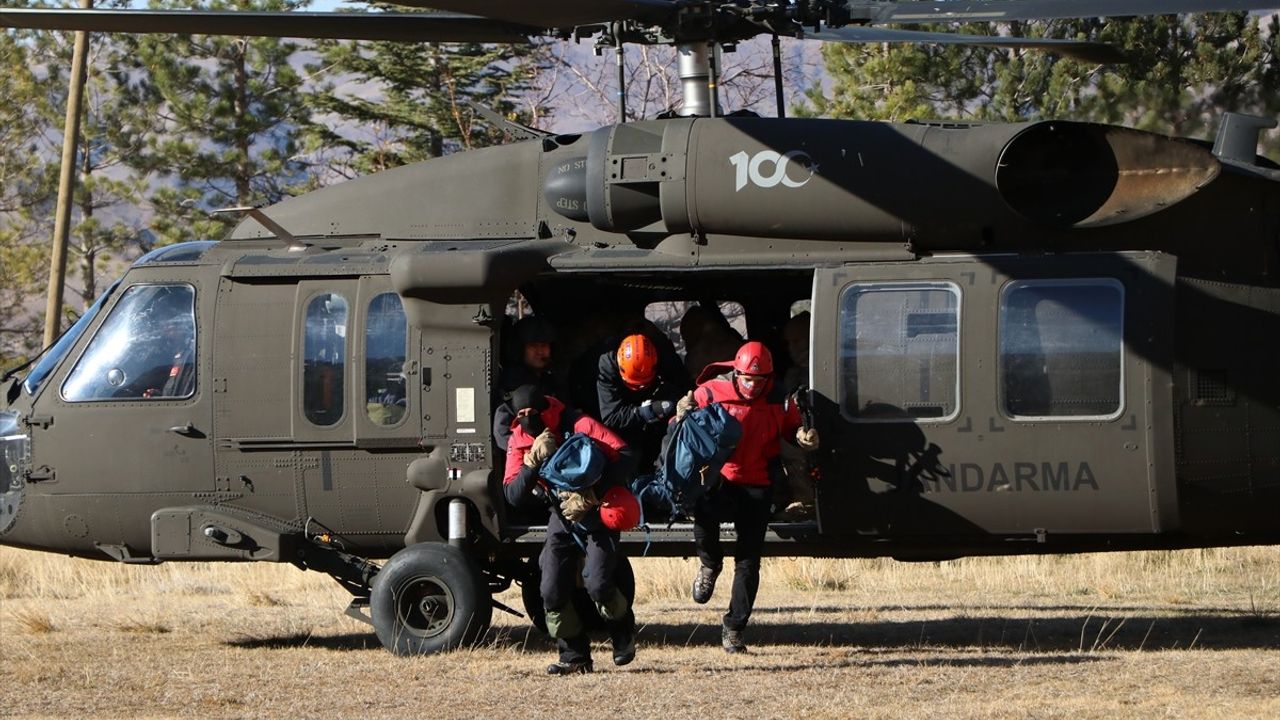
2, 545, 1278, 719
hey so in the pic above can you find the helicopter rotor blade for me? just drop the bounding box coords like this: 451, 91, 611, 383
383, 0, 677, 27
849, 0, 1280, 26
0, 8, 537, 43
809, 26, 1128, 64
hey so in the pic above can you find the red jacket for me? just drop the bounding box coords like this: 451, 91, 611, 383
503, 396, 627, 485
694, 378, 802, 487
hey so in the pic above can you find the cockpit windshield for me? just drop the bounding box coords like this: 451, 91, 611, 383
19, 241, 215, 398
22, 282, 118, 397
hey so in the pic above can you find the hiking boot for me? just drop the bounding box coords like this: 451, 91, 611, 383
692, 564, 720, 604
778, 501, 814, 522
721, 626, 748, 654
612, 628, 637, 667
546, 659, 593, 676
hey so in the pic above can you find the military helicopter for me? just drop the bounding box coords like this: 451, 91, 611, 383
1, 0, 1278, 655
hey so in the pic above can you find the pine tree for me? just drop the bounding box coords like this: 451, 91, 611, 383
127, 0, 315, 244
25, 6, 160, 306
303, 5, 548, 178
0, 25, 55, 365
802, 13, 1280, 155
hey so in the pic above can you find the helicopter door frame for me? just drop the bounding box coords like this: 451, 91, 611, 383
810, 252, 1177, 542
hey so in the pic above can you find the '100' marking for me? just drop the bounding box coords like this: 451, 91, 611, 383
729, 150, 815, 192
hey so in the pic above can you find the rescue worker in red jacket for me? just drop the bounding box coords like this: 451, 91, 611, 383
678, 341, 820, 653
503, 385, 638, 674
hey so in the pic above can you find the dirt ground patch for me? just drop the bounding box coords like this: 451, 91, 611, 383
2, 549, 1277, 719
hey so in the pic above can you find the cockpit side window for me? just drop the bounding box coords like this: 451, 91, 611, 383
23, 281, 118, 397
303, 292, 349, 427
61, 284, 197, 402
365, 293, 407, 426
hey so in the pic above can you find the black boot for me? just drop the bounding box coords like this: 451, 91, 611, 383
546, 659, 593, 675
612, 630, 636, 667
611, 611, 637, 667
692, 564, 721, 604
721, 625, 747, 654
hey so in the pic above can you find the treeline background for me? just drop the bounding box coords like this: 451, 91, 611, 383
2, 1, 1277, 366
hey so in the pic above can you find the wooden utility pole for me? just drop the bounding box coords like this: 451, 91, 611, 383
42, 0, 93, 347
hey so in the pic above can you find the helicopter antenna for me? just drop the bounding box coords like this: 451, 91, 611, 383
466, 102, 551, 141
212, 206, 307, 251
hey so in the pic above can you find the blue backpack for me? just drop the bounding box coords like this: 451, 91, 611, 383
634, 403, 742, 522
539, 432, 606, 492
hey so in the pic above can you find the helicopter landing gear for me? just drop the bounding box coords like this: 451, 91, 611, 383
370, 542, 492, 655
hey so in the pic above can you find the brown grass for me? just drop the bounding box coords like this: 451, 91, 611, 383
1, 546, 1277, 719
8, 608, 55, 634
115, 616, 173, 634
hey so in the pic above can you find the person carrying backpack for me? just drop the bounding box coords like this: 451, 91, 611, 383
676, 341, 820, 653
503, 384, 639, 675
597, 333, 691, 472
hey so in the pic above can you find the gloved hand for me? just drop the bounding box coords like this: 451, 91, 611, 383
523, 429, 559, 468
559, 488, 600, 523
795, 427, 820, 451
639, 399, 675, 424
675, 391, 697, 421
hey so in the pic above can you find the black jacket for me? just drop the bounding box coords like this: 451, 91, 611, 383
596, 348, 689, 469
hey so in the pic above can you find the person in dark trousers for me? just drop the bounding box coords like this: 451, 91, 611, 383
597, 333, 691, 473
502, 385, 638, 675
493, 315, 559, 452
678, 341, 820, 653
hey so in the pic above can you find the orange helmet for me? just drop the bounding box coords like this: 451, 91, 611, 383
733, 341, 773, 376
617, 334, 658, 389
600, 486, 641, 531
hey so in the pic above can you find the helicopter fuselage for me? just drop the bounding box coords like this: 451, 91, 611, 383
2, 115, 1278, 567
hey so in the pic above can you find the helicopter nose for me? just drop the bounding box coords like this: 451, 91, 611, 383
0, 411, 29, 536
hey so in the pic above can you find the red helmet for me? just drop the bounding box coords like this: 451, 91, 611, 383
733, 341, 773, 376
617, 334, 659, 389
599, 486, 641, 531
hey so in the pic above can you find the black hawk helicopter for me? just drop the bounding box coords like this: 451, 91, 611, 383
1, 0, 1277, 655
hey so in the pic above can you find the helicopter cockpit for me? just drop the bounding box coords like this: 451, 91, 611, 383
60, 284, 197, 402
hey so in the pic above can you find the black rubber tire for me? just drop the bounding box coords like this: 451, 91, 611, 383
370, 543, 492, 655
521, 554, 635, 634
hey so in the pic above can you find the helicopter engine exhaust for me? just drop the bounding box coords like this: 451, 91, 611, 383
995, 122, 1221, 228
545, 118, 1220, 241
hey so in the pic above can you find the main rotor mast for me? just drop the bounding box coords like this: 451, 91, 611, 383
676, 42, 720, 117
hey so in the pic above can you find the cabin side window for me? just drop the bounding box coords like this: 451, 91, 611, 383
999, 279, 1124, 420
645, 300, 747, 383
61, 284, 196, 402
303, 292, 348, 427
837, 282, 960, 422
365, 293, 407, 426
644, 300, 747, 356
